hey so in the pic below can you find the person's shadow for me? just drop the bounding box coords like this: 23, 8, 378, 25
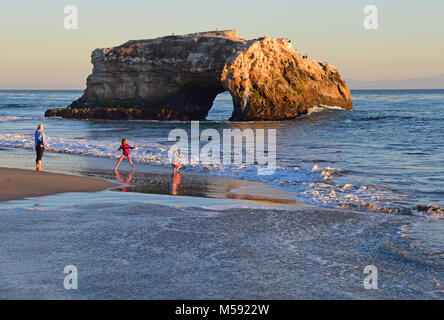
115, 168, 135, 192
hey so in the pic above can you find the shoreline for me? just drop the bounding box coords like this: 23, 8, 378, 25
0, 165, 303, 206
1, 146, 442, 215
0, 167, 116, 202
0, 147, 304, 206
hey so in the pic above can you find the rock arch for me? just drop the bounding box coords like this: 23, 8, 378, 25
45, 30, 352, 121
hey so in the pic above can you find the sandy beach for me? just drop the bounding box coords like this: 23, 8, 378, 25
0, 147, 303, 206
0, 168, 116, 202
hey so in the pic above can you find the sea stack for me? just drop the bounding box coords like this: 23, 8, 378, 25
45, 30, 352, 121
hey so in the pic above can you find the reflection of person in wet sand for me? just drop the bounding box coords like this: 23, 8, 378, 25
172, 170, 181, 195
115, 168, 135, 192
170, 150, 185, 195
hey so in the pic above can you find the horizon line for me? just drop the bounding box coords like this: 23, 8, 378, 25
1, 88, 444, 91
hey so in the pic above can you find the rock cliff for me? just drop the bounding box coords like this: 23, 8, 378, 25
45, 30, 352, 121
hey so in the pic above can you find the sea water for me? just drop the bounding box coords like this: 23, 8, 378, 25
0, 89, 443, 216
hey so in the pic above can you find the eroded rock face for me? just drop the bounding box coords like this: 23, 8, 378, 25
45, 30, 352, 121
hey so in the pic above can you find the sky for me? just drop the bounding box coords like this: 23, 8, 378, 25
1, 0, 443, 89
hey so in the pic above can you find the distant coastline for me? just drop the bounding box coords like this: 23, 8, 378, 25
346, 74, 444, 90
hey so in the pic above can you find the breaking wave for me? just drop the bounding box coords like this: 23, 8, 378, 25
307, 104, 348, 115
0, 116, 41, 122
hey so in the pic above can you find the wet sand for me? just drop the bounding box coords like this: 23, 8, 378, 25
0, 168, 116, 202
0, 148, 302, 205
0, 195, 442, 299
83, 168, 303, 206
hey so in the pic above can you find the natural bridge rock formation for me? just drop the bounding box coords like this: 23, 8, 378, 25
45, 30, 352, 121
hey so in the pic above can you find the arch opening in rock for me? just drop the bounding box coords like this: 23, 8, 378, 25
206, 91, 234, 121
174, 83, 226, 120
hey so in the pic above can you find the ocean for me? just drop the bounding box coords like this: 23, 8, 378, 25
0, 89, 443, 299
0, 89, 442, 216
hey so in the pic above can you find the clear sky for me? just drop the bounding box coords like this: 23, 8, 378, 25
1, 0, 443, 89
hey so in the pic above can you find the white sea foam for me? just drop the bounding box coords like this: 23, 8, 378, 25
0, 116, 41, 122
0, 133, 265, 173
312, 165, 344, 180
307, 104, 347, 116
0, 133, 434, 216
0, 133, 170, 165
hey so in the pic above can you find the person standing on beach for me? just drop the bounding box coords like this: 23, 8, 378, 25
115, 139, 136, 170
34, 124, 50, 171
